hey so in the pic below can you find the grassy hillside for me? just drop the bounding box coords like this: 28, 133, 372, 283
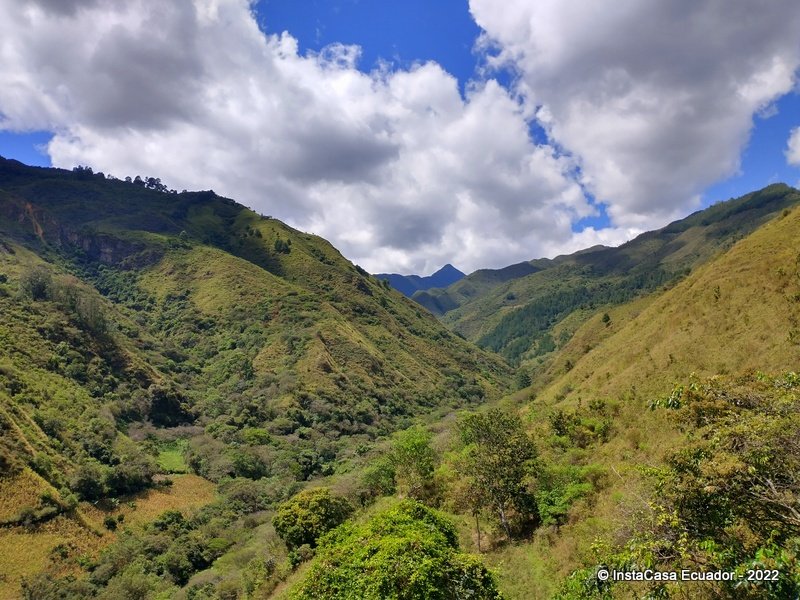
3, 154, 798, 599
536, 197, 800, 403
470, 198, 800, 598
421, 185, 800, 365
0, 157, 510, 596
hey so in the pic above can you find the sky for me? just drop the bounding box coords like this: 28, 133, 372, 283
1, 1, 799, 275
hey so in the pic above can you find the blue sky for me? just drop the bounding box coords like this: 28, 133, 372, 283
1, 0, 799, 273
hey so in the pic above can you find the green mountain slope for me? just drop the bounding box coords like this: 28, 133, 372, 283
479, 196, 800, 598
0, 157, 510, 596
422, 185, 800, 364
536, 192, 800, 405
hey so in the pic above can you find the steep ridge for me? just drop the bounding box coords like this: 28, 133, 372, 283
0, 157, 510, 595
537, 195, 800, 404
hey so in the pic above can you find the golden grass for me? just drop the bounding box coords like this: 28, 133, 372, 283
0, 514, 105, 599
80, 474, 216, 529
538, 207, 800, 406
0, 475, 215, 598
0, 469, 46, 523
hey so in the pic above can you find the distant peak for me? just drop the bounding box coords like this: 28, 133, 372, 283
432, 263, 465, 277
375, 263, 465, 297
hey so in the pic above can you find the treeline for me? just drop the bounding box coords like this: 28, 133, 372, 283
72, 165, 178, 194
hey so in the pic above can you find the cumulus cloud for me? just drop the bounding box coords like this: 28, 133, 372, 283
2, 0, 798, 274
0, 0, 594, 273
788, 127, 800, 166
470, 0, 800, 230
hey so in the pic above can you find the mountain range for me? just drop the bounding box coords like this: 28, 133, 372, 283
1, 155, 798, 599
374, 263, 465, 297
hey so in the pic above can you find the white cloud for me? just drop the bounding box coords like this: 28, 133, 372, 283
0, 0, 594, 273
788, 127, 800, 166
2, 0, 798, 274
470, 0, 800, 230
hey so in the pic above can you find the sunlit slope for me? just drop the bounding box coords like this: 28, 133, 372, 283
0, 156, 510, 469
536, 201, 800, 405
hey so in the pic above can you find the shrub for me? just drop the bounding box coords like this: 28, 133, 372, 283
20, 266, 53, 301
272, 487, 353, 550
289, 500, 503, 599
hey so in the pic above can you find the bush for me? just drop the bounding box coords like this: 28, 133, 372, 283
70, 462, 107, 501
272, 487, 353, 550
290, 500, 503, 599
20, 267, 52, 301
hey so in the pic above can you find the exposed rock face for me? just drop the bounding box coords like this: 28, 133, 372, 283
1, 196, 161, 268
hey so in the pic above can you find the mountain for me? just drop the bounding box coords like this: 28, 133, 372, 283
3, 153, 799, 600
0, 157, 510, 597
494, 192, 800, 598
535, 189, 800, 404
374, 263, 465, 297
420, 184, 800, 363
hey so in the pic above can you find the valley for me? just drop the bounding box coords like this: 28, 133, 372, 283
0, 157, 798, 599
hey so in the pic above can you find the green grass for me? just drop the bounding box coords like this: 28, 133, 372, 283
157, 439, 189, 473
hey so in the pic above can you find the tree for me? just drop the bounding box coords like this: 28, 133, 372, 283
272, 487, 353, 550
390, 426, 436, 502
456, 409, 538, 539
515, 370, 532, 390
20, 267, 52, 301
69, 461, 107, 501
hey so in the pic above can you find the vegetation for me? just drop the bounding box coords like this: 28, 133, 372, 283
557, 373, 800, 599
454, 409, 538, 539
272, 487, 353, 551
1, 156, 800, 599
423, 184, 800, 363
289, 500, 503, 599
0, 157, 509, 597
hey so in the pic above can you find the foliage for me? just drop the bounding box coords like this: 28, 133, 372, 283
559, 373, 800, 599
455, 408, 538, 538
290, 500, 504, 599
272, 487, 354, 550
389, 426, 438, 502
535, 464, 596, 527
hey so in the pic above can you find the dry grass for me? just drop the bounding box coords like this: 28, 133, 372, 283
0, 475, 215, 598
80, 474, 216, 529
0, 469, 46, 523
539, 207, 800, 406
0, 515, 105, 599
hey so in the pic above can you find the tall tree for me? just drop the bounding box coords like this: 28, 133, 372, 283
391, 426, 436, 502
456, 408, 538, 539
